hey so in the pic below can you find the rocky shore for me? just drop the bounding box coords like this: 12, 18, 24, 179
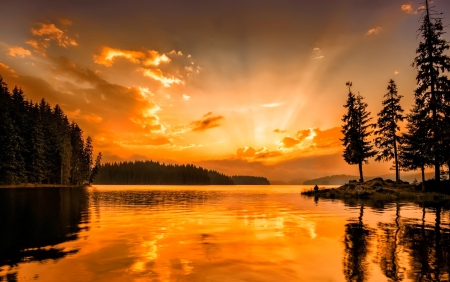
301, 178, 450, 202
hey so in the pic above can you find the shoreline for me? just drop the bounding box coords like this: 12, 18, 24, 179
301, 178, 450, 202
0, 184, 88, 189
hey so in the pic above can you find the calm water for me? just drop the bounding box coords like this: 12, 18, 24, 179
1, 185, 450, 282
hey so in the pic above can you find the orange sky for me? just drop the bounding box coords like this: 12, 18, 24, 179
0, 0, 449, 181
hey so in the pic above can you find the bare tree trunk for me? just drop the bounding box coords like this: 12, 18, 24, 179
393, 135, 399, 182
359, 162, 364, 182
421, 166, 425, 192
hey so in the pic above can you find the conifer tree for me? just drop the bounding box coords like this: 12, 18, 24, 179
84, 136, 94, 182
89, 152, 102, 184
374, 80, 404, 182
412, 0, 450, 182
341, 82, 376, 182
399, 104, 432, 191
0, 77, 21, 184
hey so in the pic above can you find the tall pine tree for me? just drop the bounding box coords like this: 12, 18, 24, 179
412, 0, 450, 182
399, 104, 432, 191
374, 80, 404, 182
341, 82, 376, 182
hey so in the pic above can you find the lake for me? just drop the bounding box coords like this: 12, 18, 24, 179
1, 185, 449, 281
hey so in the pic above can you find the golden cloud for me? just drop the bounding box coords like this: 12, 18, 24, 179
28, 22, 78, 55
140, 68, 183, 87
366, 27, 382, 35
8, 46, 32, 58
143, 50, 170, 66
235, 146, 282, 160
190, 113, 224, 131
94, 47, 146, 67
274, 129, 286, 133
261, 102, 283, 108
119, 136, 172, 147
94, 47, 173, 67
401, 4, 413, 14
278, 129, 316, 149
84, 113, 103, 123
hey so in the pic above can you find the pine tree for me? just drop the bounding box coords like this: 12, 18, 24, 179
374, 80, 404, 182
25, 103, 46, 183
399, 104, 433, 191
0, 77, 21, 184
84, 136, 94, 183
89, 152, 102, 184
412, 0, 450, 182
341, 82, 376, 182
69, 123, 85, 185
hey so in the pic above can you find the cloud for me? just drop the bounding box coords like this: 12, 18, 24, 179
144, 50, 170, 66
235, 146, 282, 160
94, 47, 172, 67
84, 113, 103, 123
182, 94, 190, 101
274, 129, 287, 133
366, 27, 382, 35
311, 47, 324, 59
8, 46, 31, 58
279, 136, 301, 149
401, 4, 413, 14
190, 113, 224, 131
261, 102, 283, 108
276, 127, 342, 152
94, 47, 146, 67
140, 68, 183, 87
119, 136, 172, 147
27, 21, 77, 55
401, 4, 423, 14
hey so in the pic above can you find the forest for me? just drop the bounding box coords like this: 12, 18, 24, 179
0, 77, 101, 185
94, 161, 270, 185
341, 1, 450, 189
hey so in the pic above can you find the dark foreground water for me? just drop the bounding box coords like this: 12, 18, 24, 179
1, 185, 450, 282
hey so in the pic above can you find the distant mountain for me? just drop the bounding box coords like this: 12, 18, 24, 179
303, 175, 358, 185
269, 178, 306, 185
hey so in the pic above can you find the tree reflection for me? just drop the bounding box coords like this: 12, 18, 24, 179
343, 204, 373, 282
397, 203, 450, 281
0, 187, 89, 268
377, 204, 404, 281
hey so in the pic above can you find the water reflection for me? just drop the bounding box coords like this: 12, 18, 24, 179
0, 187, 89, 279
1, 186, 450, 281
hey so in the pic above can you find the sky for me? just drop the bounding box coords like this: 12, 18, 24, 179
1, 0, 449, 182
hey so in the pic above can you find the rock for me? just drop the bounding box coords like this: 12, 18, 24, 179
349, 180, 358, 183
376, 187, 383, 193
356, 186, 365, 195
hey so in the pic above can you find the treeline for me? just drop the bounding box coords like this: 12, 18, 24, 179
94, 161, 270, 185
0, 77, 101, 185
231, 176, 270, 185
94, 161, 232, 185
341, 1, 450, 189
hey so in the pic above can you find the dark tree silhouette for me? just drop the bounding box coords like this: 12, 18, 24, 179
0, 77, 95, 185
341, 82, 376, 182
399, 104, 432, 191
89, 152, 102, 184
374, 80, 404, 182
343, 204, 373, 282
94, 161, 249, 185
377, 204, 403, 281
412, 0, 450, 182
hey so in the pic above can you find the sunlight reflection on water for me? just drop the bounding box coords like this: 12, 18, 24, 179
1, 185, 450, 281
